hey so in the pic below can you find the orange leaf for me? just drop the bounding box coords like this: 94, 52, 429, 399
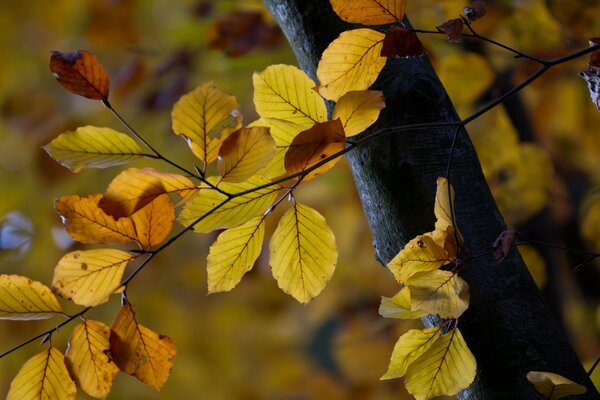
50, 50, 110, 101
330, 0, 407, 25
110, 303, 176, 390
217, 126, 276, 182
284, 119, 346, 181
381, 26, 426, 59
436, 18, 464, 43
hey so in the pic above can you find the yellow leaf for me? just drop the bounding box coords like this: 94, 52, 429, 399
7, 347, 76, 400
526, 371, 588, 399
99, 167, 198, 218
317, 29, 386, 101
284, 119, 346, 181
253, 64, 327, 127
387, 234, 455, 284
110, 303, 176, 390
179, 175, 279, 233
269, 203, 338, 303
405, 328, 476, 400
407, 270, 470, 319
332, 90, 385, 137
381, 327, 441, 380
218, 127, 276, 182
428, 176, 463, 248
0, 274, 62, 320
65, 320, 119, 399
52, 249, 136, 306
330, 0, 407, 25
43, 126, 146, 173
379, 287, 427, 320
207, 217, 265, 293
128, 194, 175, 248
171, 82, 241, 165
437, 52, 494, 110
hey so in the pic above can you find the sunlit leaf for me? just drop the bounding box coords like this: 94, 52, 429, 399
99, 167, 197, 218
330, 0, 407, 25
284, 119, 346, 181
171, 82, 241, 165
381, 327, 441, 380
43, 126, 147, 173
253, 64, 327, 126
405, 328, 476, 400
379, 287, 427, 320
407, 270, 470, 319
50, 49, 109, 100
179, 175, 279, 233
128, 194, 175, 248
110, 303, 176, 390
207, 216, 265, 293
526, 371, 587, 399
7, 347, 76, 400
0, 274, 62, 320
269, 203, 337, 303
317, 29, 386, 101
52, 249, 136, 306
65, 320, 119, 399
430, 176, 462, 247
218, 127, 276, 182
332, 90, 385, 137
380, 26, 426, 59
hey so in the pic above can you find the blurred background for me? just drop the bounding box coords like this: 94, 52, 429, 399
0, 0, 599, 398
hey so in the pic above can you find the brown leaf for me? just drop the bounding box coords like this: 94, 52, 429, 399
463, 0, 487, 21
50, 50, 110, 101
492, 226, 516, 262
589, 37, 600, 69
284, 119, 346, 181
436, 18, 464, 43
381, 26, 426, 59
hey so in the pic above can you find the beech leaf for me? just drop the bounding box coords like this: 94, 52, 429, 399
379, 287, 427, 320
436, 18, 464, 43
407, 270, 470, 319
0, 274, 62, 320
526, 371, 587, 399
492, 226, 516, 262
218, 127, 277, 182
332, 90, 385, 137
329, 0, 407, 25
381, 26, 426, 59
50, 49, 109, 100
382, 327, 441, 380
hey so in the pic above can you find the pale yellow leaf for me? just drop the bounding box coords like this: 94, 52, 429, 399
7, 347, 76, 400
405, 328, 476, 400
253, 64, 327, 127
381, 327, 441, 380
526, 371, 588, 399
269, 203, 338, 303
428, 176, 463, 248
110, 303, 176, 390
0, 275, 62, 320
65, 320, 119, 399
43, 126, 147, 173
407, 270, 470, 319
179, 175, 279, 233
207, 217, 265, 293
171, 82, 241, 164
379, 287, 427, 320
330, 0, 407, 25
317, 29, 386, 101
218, 127, 276, 182
52, 249, 136, 307
332, 90, 385, 137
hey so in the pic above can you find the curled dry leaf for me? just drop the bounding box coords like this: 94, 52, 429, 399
381, 26, 426, 59
580, 38, 600, 111
492, 226, 516, 262
463, 0, 487, 21
436, 18, 464, 43
526, 371, 587, 399
50, 49, 110, 101
589, 37, 600, 69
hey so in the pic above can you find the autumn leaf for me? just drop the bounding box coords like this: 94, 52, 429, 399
429, 176, 462, 247
407, 270, 470, 319
526, 371, 587, 399
99, 167, 198, 218
43, 126, 147, 173
317, 29, 386, 101
381, 327, 441, 380
589, 37, 600, 69
207, 217, 265, 293
50, 49, 109, 101
218, 127, 276, 182
0, 274, 62, 320
580, 38, 600, 111
65, 320, 119, 399
52, 249, 136, 306
7, 347, 76, 400
436, 18, 464, 43
492, 226, 516, 262
284, 119, 346, 181
253, 64, 327, 126
329, 0, 407, 25
380, 26, 426, 59
332, 90, 385, 137
269, 203, 338, 303
171, 82, 241, 165
179, 175, 279, 233
110, 303, 176, 390
379, 287, 427, 320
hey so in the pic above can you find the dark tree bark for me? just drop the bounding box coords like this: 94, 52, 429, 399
263, 1, 599, 399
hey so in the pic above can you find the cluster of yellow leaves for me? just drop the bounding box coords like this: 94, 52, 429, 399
379, 178, 477, 400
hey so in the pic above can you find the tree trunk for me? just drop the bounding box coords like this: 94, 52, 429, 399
263, 0, 599, 399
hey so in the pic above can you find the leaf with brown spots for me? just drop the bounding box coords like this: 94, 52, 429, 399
50, 50, 110, 101
0, 274, 62, 320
